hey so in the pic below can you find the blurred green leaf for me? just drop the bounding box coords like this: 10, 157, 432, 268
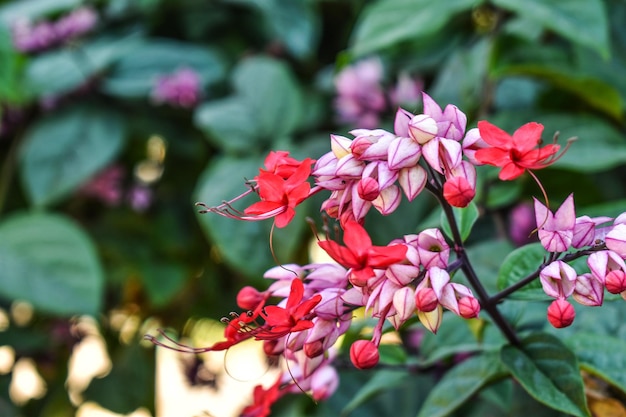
351, 0, 478, 56
0, 212, 103, 316
140, 261, 187, 308
417, 351, 508, 417
102, 39, 225, 98
465, 239, 514, 294
418, 314, 483, 366
497, 243, 546, 301
565, 333, 626, 396
341, 370, 409, 416
440, 201, 479, 243
492, 0, 610, 58
0, 27, 25, 103
20, 102, 126, 206
0, 0, 81, 24
25, 33, 141, 97
500, 333, 590, 417
193, 155, 308, 278
195, 56, 304, 153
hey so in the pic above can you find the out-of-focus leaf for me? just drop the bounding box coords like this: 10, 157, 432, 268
501, 333, 590, 417
193, 156, 307, 279
496, 243, 546, 301
440, 201, 479, 243
102, 39, 225, 98
418, 314, 484, 366
565, 333, 626, 396
465, 239, 514, 294
0, 0, 81, 24
140, 261, 187, 308
84, 342, 153, 414
351, 0, 478, 56
0, 27, 25, 103
195, 56, 304, 153
417, 351, 508, 417
231, 0, 319, 58
0, 212, 103, 316
492, 0, 610, 58
20, 103, 126, 206
25, 33, 141, 97
341, 370, 409, 416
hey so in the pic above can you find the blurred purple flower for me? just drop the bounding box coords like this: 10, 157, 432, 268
334, 58, 386, 129
509, 202, 537, 246
11, 7, 98, 53
127, 185, 153, 212
79, 165, 125, 206
389, 72, 423, 109
151, 67, 202, 108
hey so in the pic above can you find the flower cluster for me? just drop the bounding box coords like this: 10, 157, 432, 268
12, 7, 98, 53
534, 195, 626, 327
150, 67, 203, 108
164, 92, 612, 417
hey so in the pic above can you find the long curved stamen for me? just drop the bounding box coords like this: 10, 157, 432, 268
144, 330, 213, 354
527, 170, 551, 233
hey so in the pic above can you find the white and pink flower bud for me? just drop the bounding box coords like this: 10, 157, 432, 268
605, 223, 626, 258
461, 128, 487, 165
330, 134, 353, 159
372, 185, 401, 216
388, 136, 421, 170
443, 161, 477, 208
547, 298, 576, 328
588, 250, 626, 285
415, 287, 438, 312
418, 304, 443, 334
572, 273, 604, 306
539, 261, 577, 299
310, 365, 339, 401
236, 286, 266, 310
350, 340, 379, 369
458, 296, 480, 319
394, 108, 414, 137
408, 114, 438, 144
535, 194, 575, 252
417, 229, 450, 268
335, 154, 364, 179
422, 137, 462, 174
314, 289, 349, 320
392, 287, 416, 327
398, 165, 427, 201
572, 216, 606, 248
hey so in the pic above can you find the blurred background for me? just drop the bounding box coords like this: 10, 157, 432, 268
1, 0, 626, 416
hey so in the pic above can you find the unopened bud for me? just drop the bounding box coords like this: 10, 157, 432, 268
304, 340, 324, 358
415, 287, 438, 312
547, 299, 575, 328
236, 286, 264, 310
605, 270, 626, 294
357, 177, 380, 201
408, 114, 437, 144
350, 340, 379, 369
458, 296, 480, 318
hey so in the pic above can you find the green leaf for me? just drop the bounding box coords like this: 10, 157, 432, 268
341, 370, 409, 416
418, 314, 483, 366
565, 333, 626, 396
194, 56, 304, 152
500, 333, 590, 417
193, 156, 307, 278
20, 103, 126, 206
139, 261, 187, 308
0, 212, 103, 316
496, 243, 546, 301
351, 0, 479, 56
0, 27, 25, 104
25, 33, 141, 97
0, 0, 81, 24
440, 201, 479, 242
417, 351, 508, 417
102, 39, 225, 98
492, 0, 610, 58
465, 239, 515, 294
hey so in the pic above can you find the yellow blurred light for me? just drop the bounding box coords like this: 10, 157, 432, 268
147, 135, 166, 163
0, 308, 9, 331
0, 346, 15, 374
9, 357, 47, 404
134, 160, 164, 184
10, 301, 34, 327
67, 334, 112, 405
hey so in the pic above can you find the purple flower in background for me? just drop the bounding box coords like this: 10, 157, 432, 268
334, 58, 386, 129
151, 67, 202, 108
11, 7, 98, 53
509, 202, 537, 246
79, 165, 125, 206
127, 184, 153, 212
389, 72, 423, 109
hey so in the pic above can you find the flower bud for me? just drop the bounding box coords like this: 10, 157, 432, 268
458, 296, 480, 319
418, 304, 443, 334
408, 114, 437, 144
415, 287, 438, 312
547, 299, 575, 328
331, 134, 352, 159
357, 177, 379, 201
443, 177, 475, 208
304, 340, 324, 358
605, 270, 626, 294
236, 286, 265, 310
350, 340, 379, 369
392, 287, 416, 325
398, 165, 427, 201
606, 224, 626, 258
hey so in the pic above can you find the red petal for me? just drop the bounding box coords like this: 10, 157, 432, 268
367, 244, 407, 268
286, 279, 304, 310
318, 240, 360, 268
274, 207, 295, 228
244, 201, 283, 215
256, 172, 286, 202
474, 147, 510, 166
477, 121, 512, 148
512, 122, 543, 152
498, 162, 525, 180
343, 221, 373, 259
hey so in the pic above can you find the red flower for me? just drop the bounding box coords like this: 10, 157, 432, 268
256, 279, 321, 340
474, 121, 561, 180
260, 151, 303, 178
318, 221, 407, 286
244, 158, 314, 228
240, 376, 283, 417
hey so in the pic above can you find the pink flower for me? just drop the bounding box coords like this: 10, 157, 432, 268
350, 340, 379, 369
572, 273, 603, 307
534, 194, 575, 252
151, 67, 202, 108
547, 299, 575, 328
539, 261, 577, 299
